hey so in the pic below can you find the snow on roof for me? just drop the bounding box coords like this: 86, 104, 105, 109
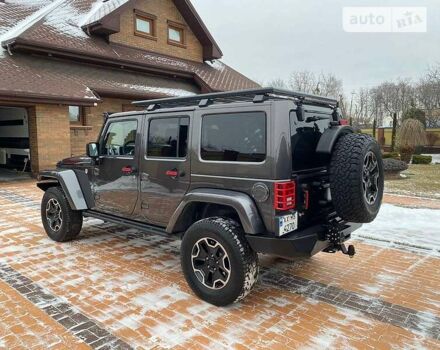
43, 0, 89, 38
81, 0, 130, 27
117, 83, 197, 97
0, 0, 64, 45
206, 60, 226, 72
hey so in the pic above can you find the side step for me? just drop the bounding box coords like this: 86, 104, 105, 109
83, 210, 170, 238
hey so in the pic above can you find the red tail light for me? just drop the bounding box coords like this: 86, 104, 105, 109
339, 119, 349, 125
274, 181, 296, 210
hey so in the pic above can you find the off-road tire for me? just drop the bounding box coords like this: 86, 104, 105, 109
180, 217, 259, 306
41, 187, 83, 242
329, 133, 384, 223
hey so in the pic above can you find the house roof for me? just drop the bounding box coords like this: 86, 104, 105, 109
0, 0, 258, 99
0, 52, 199, 105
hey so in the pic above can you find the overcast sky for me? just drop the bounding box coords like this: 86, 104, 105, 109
191, 0, 440, 94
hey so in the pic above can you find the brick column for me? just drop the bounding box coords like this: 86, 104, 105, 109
28, 104, 71, 174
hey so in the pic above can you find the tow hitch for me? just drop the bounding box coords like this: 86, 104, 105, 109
323, 222, 356, 258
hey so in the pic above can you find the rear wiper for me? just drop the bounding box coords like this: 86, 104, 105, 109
305, 115, 330, 123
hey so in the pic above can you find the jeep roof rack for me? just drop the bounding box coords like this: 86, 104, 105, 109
132, 88, 338, 110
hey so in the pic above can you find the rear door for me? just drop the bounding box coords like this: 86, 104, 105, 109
138, 113, 191, 225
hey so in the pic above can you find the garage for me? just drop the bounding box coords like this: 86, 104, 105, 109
0, 106, 31, 178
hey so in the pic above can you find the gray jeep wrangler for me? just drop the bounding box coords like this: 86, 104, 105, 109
37, 88, 384, 306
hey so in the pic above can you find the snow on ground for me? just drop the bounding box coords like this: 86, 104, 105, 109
353, 204, 440, 254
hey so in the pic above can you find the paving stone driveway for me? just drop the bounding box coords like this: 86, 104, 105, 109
0, 180, 439, 349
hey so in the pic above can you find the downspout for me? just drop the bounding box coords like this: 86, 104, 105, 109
6, 42, 13, 56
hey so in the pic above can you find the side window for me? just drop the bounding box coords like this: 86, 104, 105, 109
147, 117, 189, 158
101, 120, 138, 156
201, 112, 266, 162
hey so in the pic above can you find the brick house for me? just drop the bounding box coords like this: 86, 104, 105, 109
0, 0, 258, 175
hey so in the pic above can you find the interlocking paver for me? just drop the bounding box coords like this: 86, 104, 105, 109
0, 180, 439, 349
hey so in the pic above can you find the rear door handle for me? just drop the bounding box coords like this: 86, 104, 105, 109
166, 169, 179, 178
122, 166, 136, 175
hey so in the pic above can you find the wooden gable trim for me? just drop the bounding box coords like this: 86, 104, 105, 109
81, 0, 222, 61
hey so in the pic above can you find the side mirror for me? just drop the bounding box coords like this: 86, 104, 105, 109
87, 142, 99, 158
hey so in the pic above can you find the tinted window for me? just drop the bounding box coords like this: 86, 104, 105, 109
147, 117, 189, 158
201, 112, 266, 162
101, 120, 137, 156
290, 110, 329, 170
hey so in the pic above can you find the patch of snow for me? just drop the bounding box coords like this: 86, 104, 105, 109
117, 83, 196, 97
132, 286, 189, 313
207, 60, 226, 71
353, 204, 440, 255
5, 0, 49, 5
43, 0, 89, 38
81, 0, 130, 27
142, 53, 190, 70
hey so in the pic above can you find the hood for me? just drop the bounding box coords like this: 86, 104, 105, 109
57, 155, 93, 168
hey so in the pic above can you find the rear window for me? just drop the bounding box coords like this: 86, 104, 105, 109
290, 109, 330, 170
147, 117, 189, 158
201, 112, 266, 162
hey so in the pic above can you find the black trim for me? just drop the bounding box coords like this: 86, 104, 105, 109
0, 137, 29, 149
83, 210, 170, 237
246, 223, 361, 258
133, 87, 338, 109
315, 125, 354, 154
0, 119, 24, 126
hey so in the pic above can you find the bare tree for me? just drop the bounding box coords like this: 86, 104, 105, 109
288, 71, 317, 94
317, 73, 344, 99
265, 78, 288, 89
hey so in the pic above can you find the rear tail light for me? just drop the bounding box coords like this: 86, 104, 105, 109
274, 181, 296, 210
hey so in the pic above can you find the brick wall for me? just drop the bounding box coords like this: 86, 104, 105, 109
70, 98, 133, 157
28, 104, 71, 174
110, 0, 203, 62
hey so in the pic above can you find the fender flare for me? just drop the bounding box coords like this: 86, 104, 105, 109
316, 126, 354, 154
37, 170, 94, 210
166, 189, 265, 234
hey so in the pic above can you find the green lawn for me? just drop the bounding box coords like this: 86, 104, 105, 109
385, 164, 440, 199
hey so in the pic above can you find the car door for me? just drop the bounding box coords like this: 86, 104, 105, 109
92, 116, 141, 217
138, 113, 191, 226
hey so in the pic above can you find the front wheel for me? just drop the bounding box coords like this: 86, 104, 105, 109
180, 217, 259, 306
41, 187, 83, 242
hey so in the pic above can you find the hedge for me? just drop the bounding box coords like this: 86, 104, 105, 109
412, 155, 432, 164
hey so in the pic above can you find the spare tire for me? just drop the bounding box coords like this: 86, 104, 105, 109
329, 133, 384, 223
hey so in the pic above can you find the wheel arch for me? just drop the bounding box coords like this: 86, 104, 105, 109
37, 170, 94, 210
166, 189, 265, 235
316, 125, 354, 154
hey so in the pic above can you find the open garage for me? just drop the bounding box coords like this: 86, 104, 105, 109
0, 106, 31, 180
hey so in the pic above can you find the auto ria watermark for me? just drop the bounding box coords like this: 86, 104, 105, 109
343, 7, 427, 33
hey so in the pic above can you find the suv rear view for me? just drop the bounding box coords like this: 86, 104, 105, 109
37, 88, 384, 306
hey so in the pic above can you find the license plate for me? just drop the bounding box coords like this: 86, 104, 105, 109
277, 212, 298, 236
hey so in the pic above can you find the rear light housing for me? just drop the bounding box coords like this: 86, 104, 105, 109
274, 181, 296, 210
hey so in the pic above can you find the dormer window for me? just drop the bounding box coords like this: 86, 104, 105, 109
167, 20, 186, 48
134, 10, 156, 40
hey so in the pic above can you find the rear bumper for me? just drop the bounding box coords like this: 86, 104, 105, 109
246, 222, 362, 258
